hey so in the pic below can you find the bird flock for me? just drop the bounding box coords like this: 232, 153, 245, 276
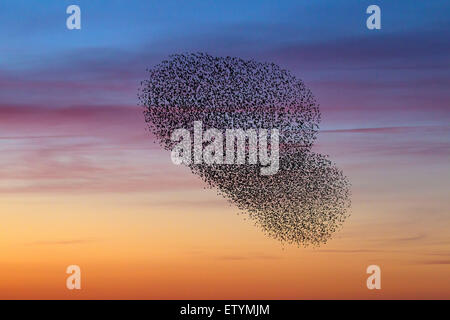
138, 53, 351, 246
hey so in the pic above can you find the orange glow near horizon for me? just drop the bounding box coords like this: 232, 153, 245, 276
1, 127, 449, 299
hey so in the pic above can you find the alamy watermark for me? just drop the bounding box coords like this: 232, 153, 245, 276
65, 5, 381, 31
170, 121, 280, 175
66, 265, 81, 290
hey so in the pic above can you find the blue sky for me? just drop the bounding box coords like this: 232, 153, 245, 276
0, 0, 448, 126
1, 0, 448, 67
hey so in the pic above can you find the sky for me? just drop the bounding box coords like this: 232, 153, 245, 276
0, 0, 449, 299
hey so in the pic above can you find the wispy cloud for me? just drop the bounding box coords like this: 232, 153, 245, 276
321, 126, 449, 134
188, 250, 282, 261
28, 239, 98, 246
413, 260, 450, 265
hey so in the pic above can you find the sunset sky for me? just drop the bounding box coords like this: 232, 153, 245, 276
0, 0, 449, 299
